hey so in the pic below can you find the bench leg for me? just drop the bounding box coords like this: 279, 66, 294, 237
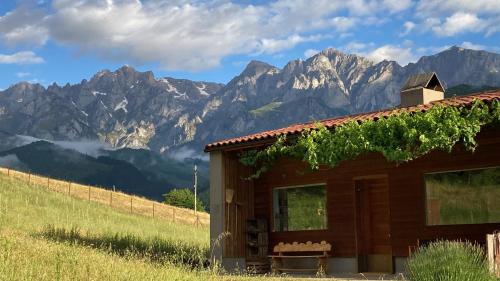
271, 257, 282, 275
317, 257, 328, 277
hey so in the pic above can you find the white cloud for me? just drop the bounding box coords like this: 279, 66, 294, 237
0, 5, 49, 46
417, 0, 500, 16
0, 51, 44, 64
341, 41, 418, 65
343, 41, 374, 52
16, 72, 31, 78
258, 34, 323, 55
383, 0, 413, 13
415, 0, 500, 36
364, 45, 417, 65
304, 49, 320, 58
0, 0, 414, 71
432, 12, 487, 36
400, 21, 416, 36
460, 41, 486, 50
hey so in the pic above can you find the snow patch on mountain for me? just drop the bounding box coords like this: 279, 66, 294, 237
114, 98, 128, 113
197, 83, 210, 96
92, 91, 107, 96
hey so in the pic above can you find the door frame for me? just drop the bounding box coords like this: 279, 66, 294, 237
353, 175, 394, 273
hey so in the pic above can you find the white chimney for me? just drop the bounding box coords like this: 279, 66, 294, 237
400, 72, 445, 107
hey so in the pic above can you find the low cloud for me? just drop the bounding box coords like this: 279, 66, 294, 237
53, 140, 113, 158
15, 135, 111, 157
0, 155, 23, 169
0, 51, 44, 65
168, 147, 208, 162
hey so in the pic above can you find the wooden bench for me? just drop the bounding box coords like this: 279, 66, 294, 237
268, 241, 331, 276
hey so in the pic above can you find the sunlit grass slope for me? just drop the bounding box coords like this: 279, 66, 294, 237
0, 174, 223, 280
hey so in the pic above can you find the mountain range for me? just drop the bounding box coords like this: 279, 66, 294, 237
1, 46, 499, 154
0, 46, 498, 203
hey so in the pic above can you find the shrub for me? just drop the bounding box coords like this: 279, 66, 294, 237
163, 188, 205, 212
407, 240, 495, 281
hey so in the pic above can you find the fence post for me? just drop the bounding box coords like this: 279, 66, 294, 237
152, 202, 155, 218
130, 197, 133, 213
28, 173, 31, 184
47, 177, 50, 188
7, 168, 9, 176
488, 234, 495, 274
68, 182, 71, 195
88, 186, 91, 201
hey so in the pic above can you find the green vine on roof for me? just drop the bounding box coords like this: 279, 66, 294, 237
239, 99, 500, 178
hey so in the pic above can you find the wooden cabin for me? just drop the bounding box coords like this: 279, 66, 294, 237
205, 73, 500, 273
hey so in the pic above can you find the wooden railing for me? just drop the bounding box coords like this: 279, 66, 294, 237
0, 167, 209, 227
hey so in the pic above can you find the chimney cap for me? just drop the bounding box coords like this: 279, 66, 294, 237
401, 72, 445, 92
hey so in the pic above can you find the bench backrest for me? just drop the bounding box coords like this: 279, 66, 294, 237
273, 241, 331, 254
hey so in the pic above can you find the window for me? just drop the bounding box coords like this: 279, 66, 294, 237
273, 184, 327, 231
425, 166, 500, 226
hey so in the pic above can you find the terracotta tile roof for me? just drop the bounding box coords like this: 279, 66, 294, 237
204, 90, 500, 152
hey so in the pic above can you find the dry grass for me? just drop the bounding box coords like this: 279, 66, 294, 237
0, 167, 209, 227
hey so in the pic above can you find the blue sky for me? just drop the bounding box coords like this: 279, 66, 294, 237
0, 0, 499, 89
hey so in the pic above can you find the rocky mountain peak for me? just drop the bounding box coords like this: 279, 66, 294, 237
5, 81, 45, 94
241, 60, 276, 78
318, 47, 345, 57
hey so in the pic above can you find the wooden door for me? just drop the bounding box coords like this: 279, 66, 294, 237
355, 177, 393, 273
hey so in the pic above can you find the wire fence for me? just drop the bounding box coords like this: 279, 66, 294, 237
0, 167, 209, 228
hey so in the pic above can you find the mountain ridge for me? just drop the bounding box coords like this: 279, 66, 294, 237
1, 46, 499, 155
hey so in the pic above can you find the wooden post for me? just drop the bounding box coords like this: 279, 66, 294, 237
173, 208, 176, 223
47, 177, 50, 188
110, 191, 112, 206
28, 173, 31, 184
68, 182, 71, 195
88, 186, 91, 201
152, 202, 155, 218
130, 197, 133, 213
488, 234, 495, 274
7, 168, 10, 176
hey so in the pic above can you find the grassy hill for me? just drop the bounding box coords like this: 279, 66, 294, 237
0, 174, 251, 280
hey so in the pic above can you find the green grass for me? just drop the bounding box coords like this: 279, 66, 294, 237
249, 102, 282, 118
0, 174, 276, 280
0, 174, 207, 246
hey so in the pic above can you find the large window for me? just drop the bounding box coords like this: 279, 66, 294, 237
425, 166, 500, 226
273, 184, 327, 232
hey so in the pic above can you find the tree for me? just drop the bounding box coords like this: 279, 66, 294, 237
163, 188, 205, 212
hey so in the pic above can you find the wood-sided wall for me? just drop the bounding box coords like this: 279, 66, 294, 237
221, 152, 254, 258
221, 126, 500, 258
